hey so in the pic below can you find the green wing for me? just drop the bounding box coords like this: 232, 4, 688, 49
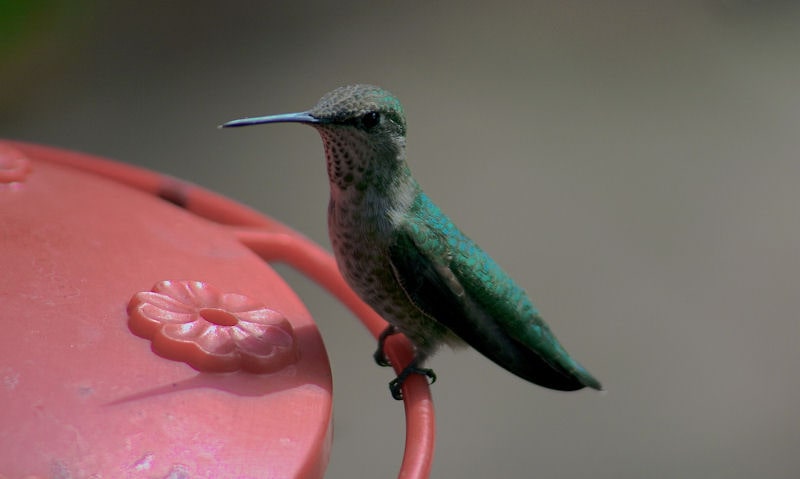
388, 194, 601, 391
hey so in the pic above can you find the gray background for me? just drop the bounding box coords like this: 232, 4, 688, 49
3, 2, 799, 477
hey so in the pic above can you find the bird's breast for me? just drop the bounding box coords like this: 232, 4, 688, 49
327, 194, 393, 289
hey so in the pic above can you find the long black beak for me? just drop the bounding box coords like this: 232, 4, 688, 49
219, 111, 319, 128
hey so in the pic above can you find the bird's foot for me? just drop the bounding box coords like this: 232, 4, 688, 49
388, 362, 437, 400
373, 325, 398, 367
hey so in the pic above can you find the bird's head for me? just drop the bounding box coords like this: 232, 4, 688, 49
223, 84, 409, 191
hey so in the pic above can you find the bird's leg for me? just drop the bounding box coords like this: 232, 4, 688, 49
373, 325, 398, 367
388, 358, 437, 401
374, 327, 437, 399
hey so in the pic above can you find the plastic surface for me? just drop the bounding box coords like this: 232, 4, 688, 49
0, 141, 331, 478
0, 140, 435, 479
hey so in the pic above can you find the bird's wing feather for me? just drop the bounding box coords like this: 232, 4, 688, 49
388, 196, 600, 390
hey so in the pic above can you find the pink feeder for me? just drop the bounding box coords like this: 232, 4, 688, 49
0, 140, 434, 478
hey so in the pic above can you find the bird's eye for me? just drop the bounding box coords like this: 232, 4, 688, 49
361, 111, 380, 129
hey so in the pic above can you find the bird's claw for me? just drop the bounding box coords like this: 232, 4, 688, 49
388, 365, 437, 400
373, 325, 398, 367
373, 349, 391, 367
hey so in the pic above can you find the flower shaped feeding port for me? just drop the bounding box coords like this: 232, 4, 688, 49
128, 280, 298, 374
0, 144, 32, 184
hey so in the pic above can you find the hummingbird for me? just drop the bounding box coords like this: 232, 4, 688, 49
222, 84, 602, 399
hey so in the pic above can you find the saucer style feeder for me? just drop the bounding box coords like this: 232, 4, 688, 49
0, 140, 434, 478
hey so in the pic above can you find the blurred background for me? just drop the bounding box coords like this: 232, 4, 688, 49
3, 1, 799, 477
